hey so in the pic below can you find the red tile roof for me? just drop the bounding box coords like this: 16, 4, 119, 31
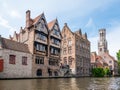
33, 14, 43, 25
48, 19, 56, 30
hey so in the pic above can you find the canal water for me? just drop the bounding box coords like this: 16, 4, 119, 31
0, 77, 120, 90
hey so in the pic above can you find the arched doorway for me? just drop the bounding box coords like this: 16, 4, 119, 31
54, 71, 58, 76
36, 69, 42, 76
48, 68, 52, 76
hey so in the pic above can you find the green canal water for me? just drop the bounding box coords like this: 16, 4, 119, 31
0, 77, 120, 90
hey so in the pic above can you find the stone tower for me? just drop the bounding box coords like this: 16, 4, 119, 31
98, 29, 108, 55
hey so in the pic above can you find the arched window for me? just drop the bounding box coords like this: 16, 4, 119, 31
37, 69, 42, 76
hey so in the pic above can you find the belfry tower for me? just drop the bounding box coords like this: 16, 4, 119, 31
98, 29, 108, 55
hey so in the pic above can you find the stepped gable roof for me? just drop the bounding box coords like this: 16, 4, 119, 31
62, 23, 74, 35
1, 37, 30, 53
74, 29, 82, 35
48, 19, 56, 30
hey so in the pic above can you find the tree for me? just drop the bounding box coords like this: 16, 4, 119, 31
117, 60, 120, 75
117, 50, 120, 61
117, 50, 120, 75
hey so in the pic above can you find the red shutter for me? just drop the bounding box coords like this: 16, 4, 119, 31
0, 59, 3, 72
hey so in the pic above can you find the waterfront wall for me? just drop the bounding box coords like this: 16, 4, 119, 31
0, 49, 32, 78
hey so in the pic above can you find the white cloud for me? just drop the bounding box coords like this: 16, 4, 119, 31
0, 16, 16, 35
85, 18, 94, 28
9, 10, 21, 18
84, 18, 97, 37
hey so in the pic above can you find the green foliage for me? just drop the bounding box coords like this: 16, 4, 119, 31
92, 68, 110, 77
117, 60, 120, 75
104, 68, 110, 76
92, 68, 105, 77
117, 50, 120, 61
117, 50, 120, 75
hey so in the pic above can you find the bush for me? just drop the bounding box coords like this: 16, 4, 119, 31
91, 68, 110, 77
104, 68, 110, 76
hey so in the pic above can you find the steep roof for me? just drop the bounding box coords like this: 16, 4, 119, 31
1, 37, 30, 53
48, 19, 56, 30
33, 13, 43, 25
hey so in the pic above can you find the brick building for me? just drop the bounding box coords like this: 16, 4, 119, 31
0, 36, 32, 78
10, 10, 62, 77
0, 10, 92, 78
61, 23, 91, 76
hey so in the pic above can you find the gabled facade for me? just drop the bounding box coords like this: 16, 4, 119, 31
10, 10, 62, 77
61, 23, 91, 76
47, 19, 62, 76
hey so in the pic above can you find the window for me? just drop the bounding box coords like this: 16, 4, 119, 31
35, 56, 44, 64
49, 58, 58, 66
9, 55, 16, 64
63, 48, 67, 54
109, 61, 112, 63
36, 44, 46, 52
68, 46, 72, 54
51, 48, 54, 54
22, 56, 27, 65
109, 65, 112, 70
68, 56, 72, 65
50, 47, 59, 55
53, 29, 59, 36
39, 34, 46, 41
52, 38, 60, 45
64, 57, 67, 65
100, 48, 102, 51
68, 40, 72, 46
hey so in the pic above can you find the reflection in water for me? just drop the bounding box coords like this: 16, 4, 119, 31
0, 77, 120, 90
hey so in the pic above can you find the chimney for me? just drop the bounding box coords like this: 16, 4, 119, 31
64, 23, 67, 26
26, 10, 31, 28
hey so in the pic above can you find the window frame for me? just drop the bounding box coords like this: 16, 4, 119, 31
9, 55, 16, 64
22, 56, 27, 65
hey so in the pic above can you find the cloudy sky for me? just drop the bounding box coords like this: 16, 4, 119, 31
0, 0, 120, 58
